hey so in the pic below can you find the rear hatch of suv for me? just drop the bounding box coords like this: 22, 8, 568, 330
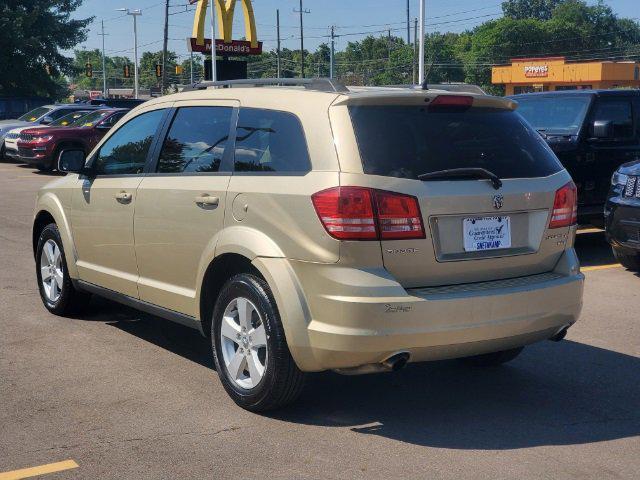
323, 93, 576, 288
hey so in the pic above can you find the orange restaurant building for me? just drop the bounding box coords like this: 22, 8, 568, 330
492, 57, 640, 95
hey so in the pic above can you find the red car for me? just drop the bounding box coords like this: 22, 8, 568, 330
17, 108, 129, 171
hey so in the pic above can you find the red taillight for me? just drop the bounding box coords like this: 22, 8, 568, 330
375, 190, 425, 239
549, 181, 578, 229
429, 95, 474, 108
311, 187, 425, 241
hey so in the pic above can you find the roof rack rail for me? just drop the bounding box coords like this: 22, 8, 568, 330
185, 77, 350, 93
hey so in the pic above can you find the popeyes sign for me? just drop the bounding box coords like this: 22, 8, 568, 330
524, 65, 549, 78
188, 0, 262, 56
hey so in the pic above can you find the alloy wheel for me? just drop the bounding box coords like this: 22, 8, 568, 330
220, 297, 268, 389
40, 239, 63, 303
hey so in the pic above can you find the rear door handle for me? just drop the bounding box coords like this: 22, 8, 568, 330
115, 191, 132, 203
194, 194, 219, 207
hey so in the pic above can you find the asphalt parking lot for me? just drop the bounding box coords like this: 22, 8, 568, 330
0, 161, 638, 479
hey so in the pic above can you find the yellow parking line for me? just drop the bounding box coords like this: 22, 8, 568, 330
0, 460, 78, 480
582, 263, 622, 272
577, 228, 603, 234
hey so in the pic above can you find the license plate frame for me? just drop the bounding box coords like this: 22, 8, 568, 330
463, 216, 512, 252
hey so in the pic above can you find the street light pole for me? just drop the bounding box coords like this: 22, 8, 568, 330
418, 0, 425, 84
117, 8, 142, 99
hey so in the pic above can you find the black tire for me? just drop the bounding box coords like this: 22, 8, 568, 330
36, 160, 53, 172
35, 223, 91, 315
211, 273, 305, 412
612, 246, 640, 271
460, 347, 524, 367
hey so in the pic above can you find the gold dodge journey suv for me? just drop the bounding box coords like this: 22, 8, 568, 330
33, 78, 584, 411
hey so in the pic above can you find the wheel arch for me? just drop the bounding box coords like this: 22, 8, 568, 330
33, 194, 78, 278
195, 227, 315, 370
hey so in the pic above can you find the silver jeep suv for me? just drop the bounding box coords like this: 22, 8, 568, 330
33, 79, 584, 411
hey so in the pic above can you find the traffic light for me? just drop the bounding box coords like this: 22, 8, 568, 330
123, 64, 131, 78
155, 64, 162, 78
175, 65, 183, 75
85, 62, 93, 78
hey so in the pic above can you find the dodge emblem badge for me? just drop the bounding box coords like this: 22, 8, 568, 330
493, 194, 504, 210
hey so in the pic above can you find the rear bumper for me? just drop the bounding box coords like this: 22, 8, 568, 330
280, 249, 583, 372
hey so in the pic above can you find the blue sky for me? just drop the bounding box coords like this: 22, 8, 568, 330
72, 0, 639, 63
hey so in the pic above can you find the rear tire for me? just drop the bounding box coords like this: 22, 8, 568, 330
460, 347, 524, 367
211, 273, 305, 412
36, 223, 91, 315
612, 246, 640, 271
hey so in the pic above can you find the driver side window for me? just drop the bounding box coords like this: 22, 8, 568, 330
94, 109, 166, 175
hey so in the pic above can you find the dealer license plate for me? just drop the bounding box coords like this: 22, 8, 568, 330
463, 216, 511, 252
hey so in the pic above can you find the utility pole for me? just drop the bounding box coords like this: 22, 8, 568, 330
117, 8, 142, 99
406, 0, 410, 45
418, 0, 425, 84
413, 18, 418, 84
276, 9, 281, 78
294, 0, 310, 78
99, 20, 108, 98
162, 0, 169, 93
330, 26, 335, 79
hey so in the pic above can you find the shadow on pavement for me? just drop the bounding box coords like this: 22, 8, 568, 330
575, 230, 615, 267
274, 339, 640, 450
81, 297, 640, 451
79, 296, 214, 369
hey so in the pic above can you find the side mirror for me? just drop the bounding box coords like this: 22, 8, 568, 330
58, 150, 87, 174
592, 120, 614, 139
40, 116, 54, 125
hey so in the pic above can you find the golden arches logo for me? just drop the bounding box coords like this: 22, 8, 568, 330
191, 0, 258, 48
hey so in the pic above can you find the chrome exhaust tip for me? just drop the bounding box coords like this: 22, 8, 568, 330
334, 352, 411, 375
381, 352, 411, 371
549, 326, 569, 342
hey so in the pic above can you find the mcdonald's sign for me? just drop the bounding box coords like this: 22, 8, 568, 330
188, 0, 262, 56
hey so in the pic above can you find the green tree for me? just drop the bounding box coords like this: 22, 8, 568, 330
0, 0, 92, 99
502, 0, 564, 20
139, 50, 178, 89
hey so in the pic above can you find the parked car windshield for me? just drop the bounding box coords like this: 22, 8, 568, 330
69, 110, 110, 128
50, 111, 92, 127
512, 95, 591, 135
349, 105, 563, 179
17, 106, 51, 122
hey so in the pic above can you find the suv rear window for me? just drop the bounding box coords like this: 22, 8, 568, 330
349, 106, 563, 179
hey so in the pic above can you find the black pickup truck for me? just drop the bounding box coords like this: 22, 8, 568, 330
508, 90, 640, 227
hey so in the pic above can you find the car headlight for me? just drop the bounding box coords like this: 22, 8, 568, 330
612, 170, 628, 187
31, 135, 53, 143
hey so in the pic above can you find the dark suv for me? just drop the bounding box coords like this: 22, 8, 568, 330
509, 90, 640, 227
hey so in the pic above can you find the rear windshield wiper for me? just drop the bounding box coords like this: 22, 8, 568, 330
418, 167, 503, 190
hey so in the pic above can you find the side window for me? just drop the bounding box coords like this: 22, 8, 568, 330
100, 111, 126, 128
234, 108, 311, 173
157, 106, 232, 174
48, 109, 74, 121
94, 109, 165, 175
592, 99, 634, 138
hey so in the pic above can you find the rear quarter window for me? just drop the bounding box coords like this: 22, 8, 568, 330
349, 105, 563, 179
233, 108, 311, 173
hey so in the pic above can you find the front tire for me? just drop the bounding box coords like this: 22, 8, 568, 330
211, 273, 305, 412
460, 347, 524, 367
612, 246, 640, 271
36, 223, 91, 315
